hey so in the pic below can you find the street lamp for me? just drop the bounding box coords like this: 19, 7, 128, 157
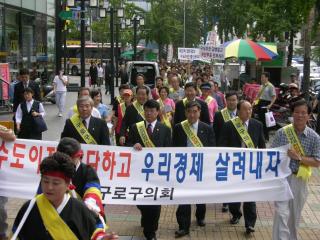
126, 15, 145, 61
65, 0, 102, 87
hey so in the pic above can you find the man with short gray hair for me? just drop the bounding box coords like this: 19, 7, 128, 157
61, 96, 110, 145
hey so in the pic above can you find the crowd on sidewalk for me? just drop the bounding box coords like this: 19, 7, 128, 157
0, 63, 320, 240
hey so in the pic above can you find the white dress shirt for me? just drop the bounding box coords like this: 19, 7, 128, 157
187, 120, 199, 147
67, 106, 101, 119
15, 99, 46, 124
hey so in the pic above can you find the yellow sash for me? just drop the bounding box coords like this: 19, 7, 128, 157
181, 120, 203, 147
254, 82, 271, 105
119, 102, 126, 117
204, 96, 214, 105
116, 96, 124, 104
283, 124, 312, 181
182, 98, 188, 106
36, 194, 77, 240
133, 101, 145, 120
136, 121, 155, 147
70, 115, 97, 144
221, 108, 232, 122
157, 99, 172, 128
231, 117, 255, 148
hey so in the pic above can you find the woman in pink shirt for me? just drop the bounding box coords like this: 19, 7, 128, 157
158, 86, 175, 128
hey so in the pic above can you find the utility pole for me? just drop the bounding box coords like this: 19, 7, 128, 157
55, 0, 62, 74
110, 7, 115, 101
80, 0, 85, 87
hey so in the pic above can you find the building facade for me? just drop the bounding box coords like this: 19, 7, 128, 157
0, 0, 55, 79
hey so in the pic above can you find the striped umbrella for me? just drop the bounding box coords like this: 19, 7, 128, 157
223, 39, 278, 61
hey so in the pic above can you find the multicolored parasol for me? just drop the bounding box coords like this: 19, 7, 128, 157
223, 39, 278, 61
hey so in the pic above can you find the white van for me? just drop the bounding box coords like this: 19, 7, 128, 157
125, 61, 160, 88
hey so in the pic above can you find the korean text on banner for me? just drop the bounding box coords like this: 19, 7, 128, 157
0, 139, 293, 205
178, 48, 200, 61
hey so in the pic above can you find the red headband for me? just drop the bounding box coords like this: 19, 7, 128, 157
72, 150, 84, 159
43, 171, 71, 183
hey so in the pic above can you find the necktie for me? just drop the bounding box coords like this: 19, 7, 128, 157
82, 119, 87, 129
147, 123, 152, 137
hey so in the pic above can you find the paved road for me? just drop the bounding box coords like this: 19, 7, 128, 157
3, 77, 320, 239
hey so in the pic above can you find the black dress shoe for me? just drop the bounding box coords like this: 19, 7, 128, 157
197, 219, 206, 227
146, 236, 157, 240
246, 226, 255, 234
175, 229, 190, 238
230, 215, 241, 224
222, 205, 228, 213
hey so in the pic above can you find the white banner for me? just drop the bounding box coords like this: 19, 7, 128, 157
200, 45, 224, 60
178, 48, 200, 61
0, 139, 293, 205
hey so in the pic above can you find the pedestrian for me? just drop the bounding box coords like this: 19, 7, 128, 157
157, 86, 175, 129
114, 89, 133, 145
272, 99, 320, 240
151, 76, 164, 100
173, 101, 215, 238
89, 61, 98, 88
57, 137, 105, 217
220, 65, 229, 93
53, 69, 68, 117
13, 68, 41, 113
127, 99, 171, 240
198, 82, 218, 125
91, 89, 111, 123
15, 87, 46, 140
67, 87, 101, 119
212, 81, 226, 110
213, 91, 238, 213
132, 74, 152, 99
61, 96, 110, 145
253, 72, 276, 141
97, 63, 104, 87
168, 75, 184, 103
0, 124, 16, 240
219, 100, 266, 235
119, 86, 149, 146
174, 82, 210, 125
12, 152, 118, 240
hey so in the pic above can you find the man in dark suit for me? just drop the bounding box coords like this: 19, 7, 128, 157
61, 96, 110, 145
213, 91, 238, 143
119, 85, 149, 146
213, 91, 238, 213
174, 82, 210, 125
127, 99, 171, 240
219, 100, 266, 235
173, 101, 215, 238
13, 68, 41, 113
